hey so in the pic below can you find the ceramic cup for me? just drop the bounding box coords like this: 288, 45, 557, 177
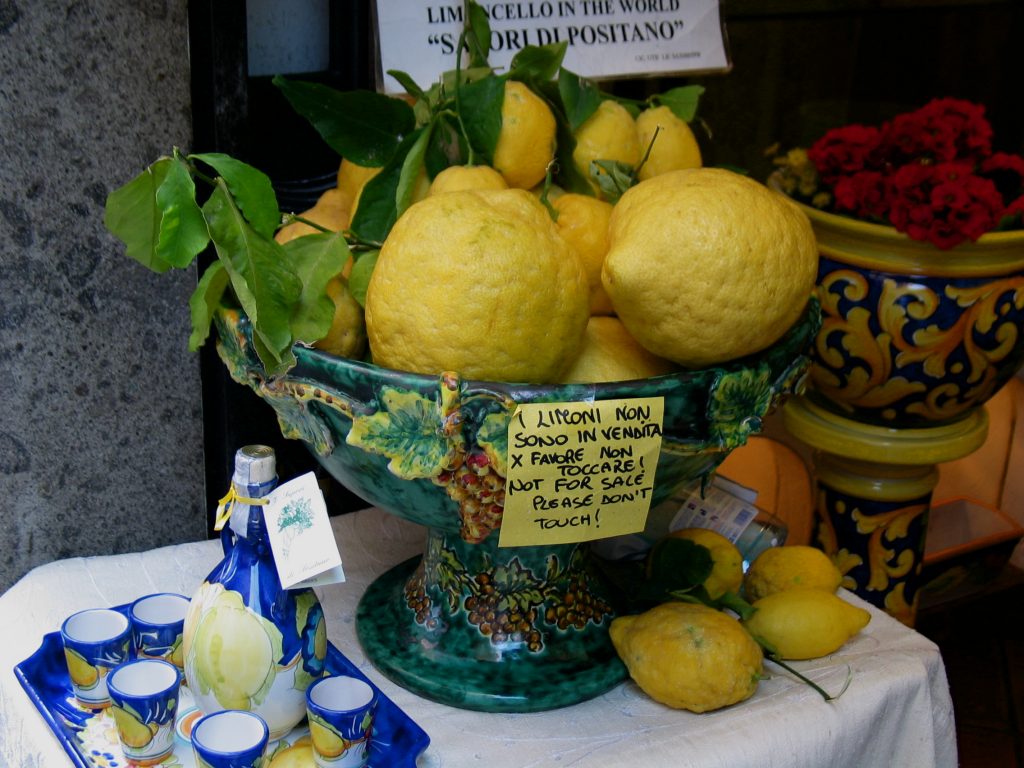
106, 658, 181, 766
60, 608, 132, 708
306, 675, 378, 768
190, 709, 270, 768
129, 592, 190, 671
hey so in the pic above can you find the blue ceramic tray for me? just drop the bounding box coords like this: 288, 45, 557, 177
14, 604, 430, 767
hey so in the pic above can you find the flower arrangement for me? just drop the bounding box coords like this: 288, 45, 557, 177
770, 98, 1024, 250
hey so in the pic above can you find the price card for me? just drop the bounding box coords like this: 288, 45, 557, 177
263, 472, 347, 589
373, 0, 730, 93
499, 396, 664, 547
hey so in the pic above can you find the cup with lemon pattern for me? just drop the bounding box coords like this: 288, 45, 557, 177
306, 675, 377, 768
106, 658, 181, 766
60, 607, 132, 709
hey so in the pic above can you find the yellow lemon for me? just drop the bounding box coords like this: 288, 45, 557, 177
308, 718, 347, 758
336, 158, 382, 215
365, 189, 589, 382
743, 545, 843, 602
610, 602, 762, 712
428, 164, 508, 196
111, 705, 155, 749
312, 276, 367, 359
742, 588, 871, 660
635, 105, 702, 181
275, 187, 351, 245
551, 193, 615, 315
64, 647, 98, 689
603, 168, 818, 368
572, 99, 641, 197
561, 316, 676, 383
492, 80, 557, 190
185, 586, 282, 711
651, 527, 744, 599
266, 736, 313, 768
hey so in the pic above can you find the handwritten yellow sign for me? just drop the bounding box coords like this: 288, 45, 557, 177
498, 397, 664, 547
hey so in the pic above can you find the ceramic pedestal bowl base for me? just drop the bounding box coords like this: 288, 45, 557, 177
214, 301, 820, 713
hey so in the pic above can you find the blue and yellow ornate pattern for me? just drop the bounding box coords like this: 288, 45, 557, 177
772, 189, 1024, 429
812, 260, 1024, 427
816, 483, 929, 627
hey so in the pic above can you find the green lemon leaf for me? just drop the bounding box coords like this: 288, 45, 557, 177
346, 388, 456, 478
347, 249, 379, 308
104, 157, 174, 273
557, 68, 602, 132
646, 538, 713, 592
426, 115, 464, 177
591, 159, 636, 204
202, 179, 301, 376
155, 156, 210, 268
652, 85, 705, 123
188, 260, 230, 351
349, 132, 420, 244
281, 232, 350, 344
509, 42, 568, 85
459, 74, 506, 164
476, 411, 510, 476
387, 69, 426, 101
396, 124, 434, 219
189, 153, 280, 239
551, 115, 592, 195
464, 0, 492, 68
273, 76, 415, 167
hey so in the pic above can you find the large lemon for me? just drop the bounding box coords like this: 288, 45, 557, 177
572, 99, 641, 197
650, 527, 744, 600
551, 193, 615, 315
428, 164, 508, 196
365, 189, 589, 383
275, 188, 351, 245
635, 105, 702, 181
744, 545, 843, 602
742, 588, 871, 660
336, 158, 382, 217
610, 601, 762, 712
314, 276, 366, 359
492, 80, 557, 190
603, 168, 818, 368
561, 316, 676, 384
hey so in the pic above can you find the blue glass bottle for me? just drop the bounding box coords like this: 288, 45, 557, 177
182, 445, 327, 740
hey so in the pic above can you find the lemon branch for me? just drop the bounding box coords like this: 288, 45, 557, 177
763, 652, 853, 703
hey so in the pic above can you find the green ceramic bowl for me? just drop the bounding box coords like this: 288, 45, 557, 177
214, 298, 820, 712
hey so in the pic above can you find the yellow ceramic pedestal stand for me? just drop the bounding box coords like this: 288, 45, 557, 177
783, 396, 989, 625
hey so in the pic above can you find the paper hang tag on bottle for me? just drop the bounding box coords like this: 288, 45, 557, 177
263, 472, 346, 589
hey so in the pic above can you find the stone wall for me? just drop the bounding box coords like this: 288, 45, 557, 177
0, 0, 204, 593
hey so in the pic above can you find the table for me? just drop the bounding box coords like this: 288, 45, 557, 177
0, 507, 957, 768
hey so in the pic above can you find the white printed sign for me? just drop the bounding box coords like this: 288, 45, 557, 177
263, 472, 346, 589
373, 0, 730, 92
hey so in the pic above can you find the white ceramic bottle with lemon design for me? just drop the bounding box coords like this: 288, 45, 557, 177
182, 446, 328, 740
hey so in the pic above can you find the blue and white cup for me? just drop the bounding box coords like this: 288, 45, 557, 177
306, 675, 378, 768
107, 658, 181, 766
60, 608, 132, 708
191, 709, 270, 768
129, 592, 190, 672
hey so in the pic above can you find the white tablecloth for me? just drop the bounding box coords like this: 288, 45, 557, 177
0, 508, 957, 768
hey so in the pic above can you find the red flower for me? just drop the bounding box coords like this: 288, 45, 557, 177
807, 125, 883, 186
888, 162, 1003, 249
776, 98, 1022, 247
833, 171, 889, 221
916, 98, 994, 160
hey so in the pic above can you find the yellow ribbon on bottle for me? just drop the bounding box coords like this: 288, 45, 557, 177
214, 485, 268, 532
